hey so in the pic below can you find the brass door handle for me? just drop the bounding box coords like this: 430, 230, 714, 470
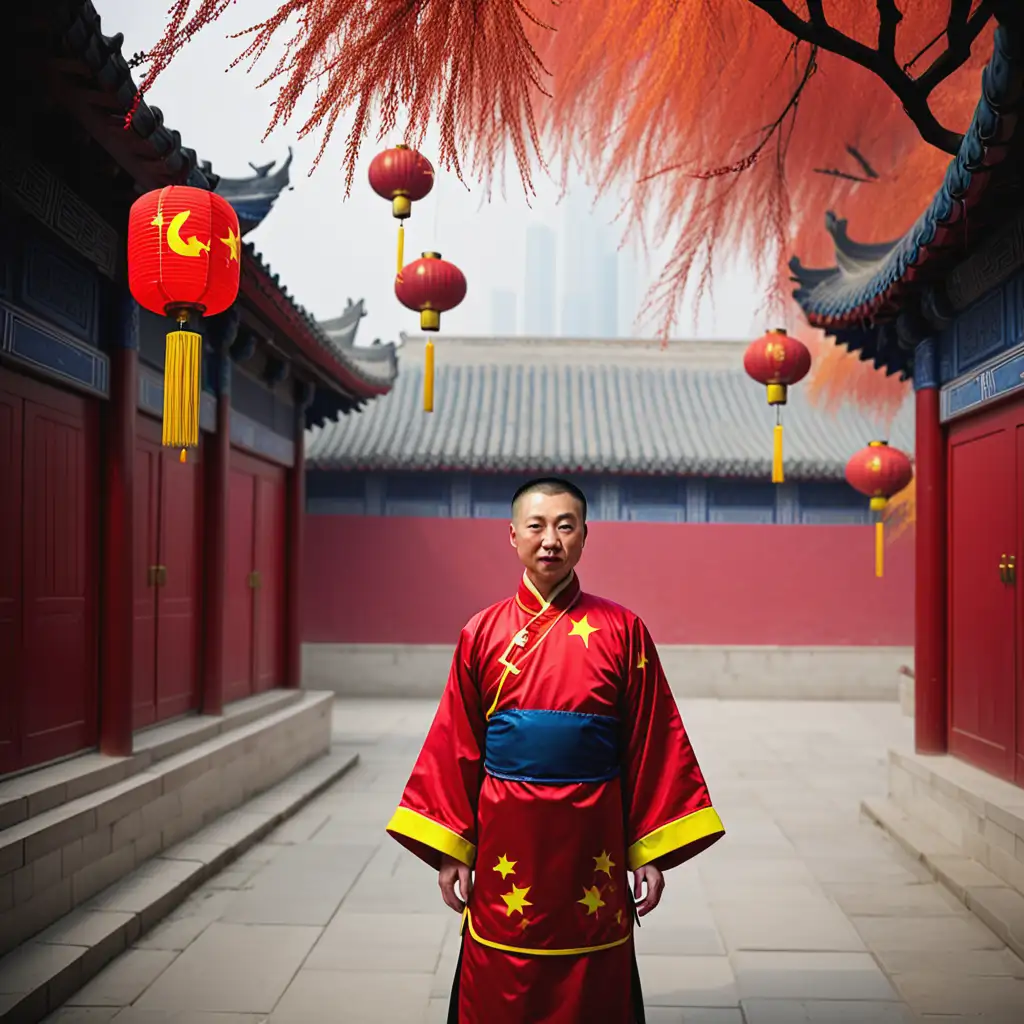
156, 565, 167, 587
148, 565, 158, 587
1000, 555, 1008, 584
1009, 555, 1017, 586
248, 571, 262, 590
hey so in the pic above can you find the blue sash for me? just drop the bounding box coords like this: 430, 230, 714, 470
484, 708, 621, 784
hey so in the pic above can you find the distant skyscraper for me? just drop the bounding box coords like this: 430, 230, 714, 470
617, 247, 639, 338
595, 250, 618, 338
561, 190, 593, 336
490, 289, 518, 334
524, 225, 556, 336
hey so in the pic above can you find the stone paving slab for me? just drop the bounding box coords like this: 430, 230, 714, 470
34, 699, 1024, 1022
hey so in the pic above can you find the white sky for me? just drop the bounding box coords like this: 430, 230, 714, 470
98, 0, 766, 348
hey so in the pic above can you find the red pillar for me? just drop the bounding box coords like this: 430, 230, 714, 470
913, 339, 948, 754
285, 384, 311, 688
201, 329, 233, 715
99, 301, 138, 756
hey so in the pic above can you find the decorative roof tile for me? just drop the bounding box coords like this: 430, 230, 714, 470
790, 24, 1024, 378
306, 336, 914, 478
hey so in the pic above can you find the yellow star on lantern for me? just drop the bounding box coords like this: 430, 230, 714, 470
594, 851, 616, 877
636, 652, 648, 671
568, 614, 600, 649
219, 227, 240, 261
150, 212, 164, 228
501, 884, 533, 917
493, 854, 517, 879
578, 886, 606, 916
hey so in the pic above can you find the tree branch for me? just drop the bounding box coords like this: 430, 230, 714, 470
745, 0, 998, 155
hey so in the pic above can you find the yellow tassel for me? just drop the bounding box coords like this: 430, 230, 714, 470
771, 423, 784, 483
875, 520, 885, 578
397, 222, 405, 277
424, 339, 434, 413
162, 328, 202, 456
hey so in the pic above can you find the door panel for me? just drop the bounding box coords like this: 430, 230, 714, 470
132, 436, 160, 728
948, 408, 1017, 779
156, 446, 202, 720
0, 381, 23, 774
1017, 422, 1024, 786
253, 472, 286, 692
20, 386, 98, 766
224, 467, 256, 702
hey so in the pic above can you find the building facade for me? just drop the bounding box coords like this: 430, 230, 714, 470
791, 17, 1024, 930
0, 0, 396, 986
302, 333, 915, 700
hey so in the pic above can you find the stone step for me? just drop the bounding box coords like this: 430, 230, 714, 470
0, 744, 358, 1024
0, 691, 304, 831
863, 795, 1024, 963
0, 691, 333, 960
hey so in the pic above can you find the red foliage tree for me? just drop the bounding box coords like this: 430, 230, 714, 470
133, 1, 1014, 519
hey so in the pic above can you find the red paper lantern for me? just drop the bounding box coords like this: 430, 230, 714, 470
395, 252, 467, 413
743, 327, 812, 484
369, 144, 435, 275
128, 186, 240, 461
845, 441, 914, 578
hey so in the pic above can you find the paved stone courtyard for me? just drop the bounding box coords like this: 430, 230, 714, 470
40, 698, 1024, 1022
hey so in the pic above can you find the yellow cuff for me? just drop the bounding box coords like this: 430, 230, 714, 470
387, 806, 477, 866
628, 806, 725, 870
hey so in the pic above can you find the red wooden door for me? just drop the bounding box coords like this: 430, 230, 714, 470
155, 445, 202, 720
253, 473, 286, 692
19, 376, 99, 767
0, 380, 23, 774
224, 466, 256, 702
133, 432, 161, 728
1017, 421, 1024, 786
948, 403, 1019, 779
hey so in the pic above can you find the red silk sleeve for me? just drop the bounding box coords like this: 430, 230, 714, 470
386, 625, 485, 869
621, 617, 725, 872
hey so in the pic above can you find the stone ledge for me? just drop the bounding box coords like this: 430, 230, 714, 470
0, 692, 333, 958
0, 691, 303, 831
0, 746, 358, 1024
862, 796, 1024, 963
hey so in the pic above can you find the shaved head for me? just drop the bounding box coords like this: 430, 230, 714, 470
511, 477, 588, 523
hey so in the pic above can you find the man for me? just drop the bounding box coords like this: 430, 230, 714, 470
387, 477, 724, 1023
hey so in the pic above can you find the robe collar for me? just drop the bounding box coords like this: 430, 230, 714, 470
515, 570, 580, 617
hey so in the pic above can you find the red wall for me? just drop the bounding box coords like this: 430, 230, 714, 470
303, 516, 913, 646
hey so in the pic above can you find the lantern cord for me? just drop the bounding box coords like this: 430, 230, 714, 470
397, 222, 405, 277
424, 339, 435, 413
162, 318, 202, 462
875, 519, 885, 578
771, 404, 784, 484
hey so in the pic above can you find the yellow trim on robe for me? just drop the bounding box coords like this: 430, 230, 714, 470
386, 806, 477, 867
627, 806, 725, 871
464, 909, 632, 957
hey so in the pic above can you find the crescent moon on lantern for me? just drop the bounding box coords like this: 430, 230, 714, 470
167, 210, 211, 258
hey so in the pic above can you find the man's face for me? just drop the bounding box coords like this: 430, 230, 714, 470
509, 489, 587, 588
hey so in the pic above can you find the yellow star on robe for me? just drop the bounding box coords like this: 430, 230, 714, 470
578, 886, 606, 916
636, 652, 648, 671
501, 884, 533, 917
594, 851, 616, 877
493, 854, 517, 879
568, 614, 600, 649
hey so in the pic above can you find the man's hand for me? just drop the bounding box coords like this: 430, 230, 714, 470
439, 854, 473, 913
633, 864, 665, 917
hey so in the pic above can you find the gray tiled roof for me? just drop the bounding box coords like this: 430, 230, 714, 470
305, 336, 914, 479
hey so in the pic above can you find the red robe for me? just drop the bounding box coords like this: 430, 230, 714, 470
387, 571, 724, 1023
